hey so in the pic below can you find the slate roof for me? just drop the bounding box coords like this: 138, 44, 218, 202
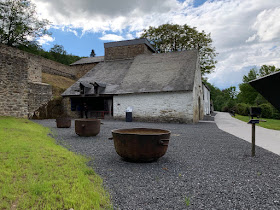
70, 56, 104, 65
62, 50, 199, 96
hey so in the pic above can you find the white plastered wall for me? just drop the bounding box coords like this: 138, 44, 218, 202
203, 85, 211, 115
113, 91, 194, 123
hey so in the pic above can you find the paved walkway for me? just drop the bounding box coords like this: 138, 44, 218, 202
215, 112, 280, 156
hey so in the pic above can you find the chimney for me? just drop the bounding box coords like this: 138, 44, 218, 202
104, 38, 155, 61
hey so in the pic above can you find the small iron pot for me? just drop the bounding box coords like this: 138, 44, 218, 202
111, 128, 171, 162
56, 118, 71, 128
75, 119, 101, 137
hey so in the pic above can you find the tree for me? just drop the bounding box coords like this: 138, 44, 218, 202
203, 81, 235, 111
47, 44, 82, 65
90, 49, 96, 57
50, 44, 66, 55
0, 0, 49, 46
259, 65, 280, 77
237, 68, 259, 104
223, 86, 237, 100
242, 68, 258, 83
140, 24, 217, 75
237, 65, 280, 105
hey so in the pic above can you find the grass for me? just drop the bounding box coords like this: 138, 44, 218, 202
42, 73, 76, 98
234, 114, 280, 130
0, 117, 112, 209
184, 197, 190, 207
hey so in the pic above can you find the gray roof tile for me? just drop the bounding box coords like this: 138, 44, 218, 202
62, 50, 199, 96
70, 56, 104, 65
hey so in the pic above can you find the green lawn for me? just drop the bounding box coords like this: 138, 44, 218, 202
234, 114, 280, 130
0, 117, 112, 209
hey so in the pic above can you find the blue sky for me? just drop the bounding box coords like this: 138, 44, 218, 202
32, 0, 280, 90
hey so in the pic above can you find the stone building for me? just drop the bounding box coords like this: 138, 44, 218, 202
62, 38, 205, 123
70, 56, 104, 78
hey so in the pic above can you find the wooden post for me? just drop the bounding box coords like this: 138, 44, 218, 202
252, 123, 255, 157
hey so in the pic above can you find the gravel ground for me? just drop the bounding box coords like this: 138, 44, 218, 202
34, 119, 280, 210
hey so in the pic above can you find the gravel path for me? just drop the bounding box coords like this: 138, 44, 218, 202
34, 119, 280, 210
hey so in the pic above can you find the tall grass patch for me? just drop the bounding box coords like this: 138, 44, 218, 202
0, 117, 111, 209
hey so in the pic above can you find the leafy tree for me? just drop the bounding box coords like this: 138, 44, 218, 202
259, 65, 280, 77
90, 49, 96, 57
237, 68, 259, 104
48, 44, 82, 65
140, 24, 217, 75
242, 68, 258, 82
238, 83, 259, 105
50, 44, 66, 55
0, 0, 49, 46
223, 86, 237, 100
203, 81, 236, 111
237, 65, 280, 105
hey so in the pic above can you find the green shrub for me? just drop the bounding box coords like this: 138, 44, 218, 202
272, 107, 280, 119
222, 106, 229, 112
226, 99, 236, 109
222, 99, 236, 113
259, 103, 273, 118
234, 103, 250, 116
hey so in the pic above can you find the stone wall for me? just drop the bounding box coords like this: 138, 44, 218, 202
61, 97, 80, 118
0, 53, 29, 117
105, 44, 153, 61
113, 91, 194, 123
0, 45, 53, 118
74, 63, 98, 79
28, 82, 52, 117
0, 44, 77, 79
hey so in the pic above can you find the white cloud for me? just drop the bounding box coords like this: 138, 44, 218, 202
246, 34, 257, 43
66, 28, 78, 37
99, 33, 135, 41
37, 34, 55, 45
250, 7, 280, 42
99, 34, 125, 41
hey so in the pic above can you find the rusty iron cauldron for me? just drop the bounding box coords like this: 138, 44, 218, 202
56, 118, 71, 128
75, 119, 101, 137
111, 128, 171, 162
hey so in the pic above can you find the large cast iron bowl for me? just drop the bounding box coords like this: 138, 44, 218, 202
75, 119, 101, 137
56, 118, 71, 128
111, 128, 171, 162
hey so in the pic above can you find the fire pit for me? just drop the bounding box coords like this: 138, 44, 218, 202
56, 118, 71, 128
75, 119, 101, 137
111, 128, 171, 162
